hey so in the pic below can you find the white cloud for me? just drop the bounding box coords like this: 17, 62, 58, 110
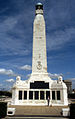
48, 73, 63, 79
26, 74, 31, 78
0, 84, 3, 87
47, 27, 75, 51
0, 14, 31, 57
0, 68, 15, 76
67, 78, 75, 81
46, 1, 71, 30
5, 79, 15, 83
20, 65, 32, 70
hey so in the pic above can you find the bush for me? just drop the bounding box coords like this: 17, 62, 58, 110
0, 91, 12, 97
0, 102, 7, 118
70, 103, 75, 119
68, 93, 75, 99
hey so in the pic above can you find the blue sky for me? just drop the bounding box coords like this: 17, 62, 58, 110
0, 0, 75, 90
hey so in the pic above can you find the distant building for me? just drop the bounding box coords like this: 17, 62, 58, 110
63, 80, 72, 94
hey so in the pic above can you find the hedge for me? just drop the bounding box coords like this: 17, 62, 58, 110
0, 102, 7, 118
0, 91, 12, 97
70, 103, 75, 119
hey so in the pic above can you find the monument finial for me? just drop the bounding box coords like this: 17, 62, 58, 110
36, 2, 43, 5
35, 2, 43, 15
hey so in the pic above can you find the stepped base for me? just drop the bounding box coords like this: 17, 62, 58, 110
7, 105, 69, 117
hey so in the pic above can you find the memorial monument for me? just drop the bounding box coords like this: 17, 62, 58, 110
11, 3, 68, 106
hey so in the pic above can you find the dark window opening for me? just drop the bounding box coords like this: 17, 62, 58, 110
46, 91, 50, 100
57, 91, 60, 100
19, 91, 22, 100
29, 91, 33, 100
52, 91, 55, 100
40, 91, 44, 100
35, 91, 39, 100
30, 81, 49, 89
24, 91, 27, 100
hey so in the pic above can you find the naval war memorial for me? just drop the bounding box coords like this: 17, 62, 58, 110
11, 3, 68, 106
6, 3, 70, 118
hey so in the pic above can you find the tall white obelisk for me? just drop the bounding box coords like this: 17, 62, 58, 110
32, 3, 47, 74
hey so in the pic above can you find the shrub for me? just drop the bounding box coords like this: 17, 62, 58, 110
68, 93, 75, 99
0, 102, 7, 118
70, 103, 75, 119
0, 91, 12, 97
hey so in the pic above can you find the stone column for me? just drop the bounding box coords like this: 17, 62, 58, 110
50, 90, 52, 100
63, 89, 68, 105
39, 91, 40, 100
15, 89, 18, 105
55, 91, 57, 100
22, 90, 24, 100
12, 89, 15, 105
33, 91, 35, 100
50, 90, 52, 105
44, 91, 46, 100
27, 90, 29, 100
60, 90, 61, 100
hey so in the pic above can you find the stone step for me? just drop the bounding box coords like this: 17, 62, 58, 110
7, 105, 68, 116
